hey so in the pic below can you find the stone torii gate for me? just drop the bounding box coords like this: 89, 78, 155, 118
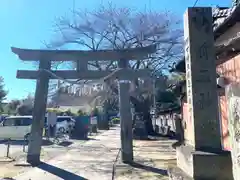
12, 45, 156, 165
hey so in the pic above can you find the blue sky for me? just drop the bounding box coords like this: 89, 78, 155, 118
0, 0, 231, 101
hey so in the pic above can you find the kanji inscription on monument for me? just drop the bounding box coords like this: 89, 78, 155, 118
184, 7, 221, 150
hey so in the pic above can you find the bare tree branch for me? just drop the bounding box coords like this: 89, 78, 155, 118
46, 3, 183, 111
49, 4, 183, 73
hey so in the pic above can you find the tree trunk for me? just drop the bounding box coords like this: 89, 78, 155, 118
144, 110, 155, 135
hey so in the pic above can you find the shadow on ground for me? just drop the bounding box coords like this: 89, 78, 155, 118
37, 162, 88, 180
15, 162, 88, 180
0, 157, 15, 163
57, 141, 73, 147
130, 162, 168, 176
0, 140, 53, 146
70, 136, 100, 141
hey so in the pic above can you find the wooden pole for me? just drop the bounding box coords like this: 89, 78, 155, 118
118, 60, 133, 163
27, 59, 50, 165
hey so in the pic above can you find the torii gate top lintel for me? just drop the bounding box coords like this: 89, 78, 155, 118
11, 45, 156, 62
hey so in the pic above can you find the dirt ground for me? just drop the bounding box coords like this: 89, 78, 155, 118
0, 134, 97, 178
115, 138, 177, 180
0, 128, 177, 180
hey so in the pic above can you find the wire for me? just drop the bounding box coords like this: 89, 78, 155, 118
42, 68, 124, 98
41, 69, 85, 85
193, 0, 199, 7
41, 64, 155, 100
40, 68, 123, 85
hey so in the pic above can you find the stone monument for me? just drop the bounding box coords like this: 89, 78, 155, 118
226, 84, 240, 180
168, 7, 233, 180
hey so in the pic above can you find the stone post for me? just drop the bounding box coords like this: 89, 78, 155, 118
184, 7, 221, 151
27, 59, 50, 165
118, 60, 133, 163
225, 84, 240, 180
168, 7, 233, 180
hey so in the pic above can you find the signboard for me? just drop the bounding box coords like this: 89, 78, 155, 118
183, 102, 194, 145
90, 116, 97, 125
47, 112, 57, 126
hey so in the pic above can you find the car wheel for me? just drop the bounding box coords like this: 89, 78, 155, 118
59, 127, 65, 133
24, 134, 30, 142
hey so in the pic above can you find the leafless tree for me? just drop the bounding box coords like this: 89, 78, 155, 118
47, 3, 183, 134
48, 3, 183, 73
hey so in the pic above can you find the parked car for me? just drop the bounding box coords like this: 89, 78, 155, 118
0, 116, 32, 140
0, 114, 8, 123
56, 116, 76, 133
44, 116, 75, 134
0, 115, 76, 140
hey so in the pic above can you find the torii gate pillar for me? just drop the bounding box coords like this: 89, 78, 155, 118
118, 59, 133, 163
27, 60, 50, 165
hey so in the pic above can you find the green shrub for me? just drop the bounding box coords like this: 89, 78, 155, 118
112, 117, 120, 124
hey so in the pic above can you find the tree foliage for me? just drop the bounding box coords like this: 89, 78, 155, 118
16, 94, 34, 115
63, 109, 76, 116
0, 77, 7, 103
8, 100, 21, 111
77, 109, 87, 116
156, 90, 178, 105
17, 104, 33, 115
167, 73, 185, 87
3, 99, 21, 114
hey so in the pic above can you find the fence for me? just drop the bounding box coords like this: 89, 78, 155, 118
0, 138, 28, 162
153, 114, 178, 136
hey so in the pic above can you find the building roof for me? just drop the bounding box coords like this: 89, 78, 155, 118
172, 3, 240, 73
213, 2, 240, 39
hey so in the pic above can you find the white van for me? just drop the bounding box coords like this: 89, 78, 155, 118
0, 116, 32, 140
0, 115, 76, 140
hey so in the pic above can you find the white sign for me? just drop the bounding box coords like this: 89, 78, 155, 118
47, 112, 57, 126
90, 116, 97, 125
118, 80, 131, 84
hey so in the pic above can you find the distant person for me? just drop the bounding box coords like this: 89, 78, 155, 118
47, 112, 57, 137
